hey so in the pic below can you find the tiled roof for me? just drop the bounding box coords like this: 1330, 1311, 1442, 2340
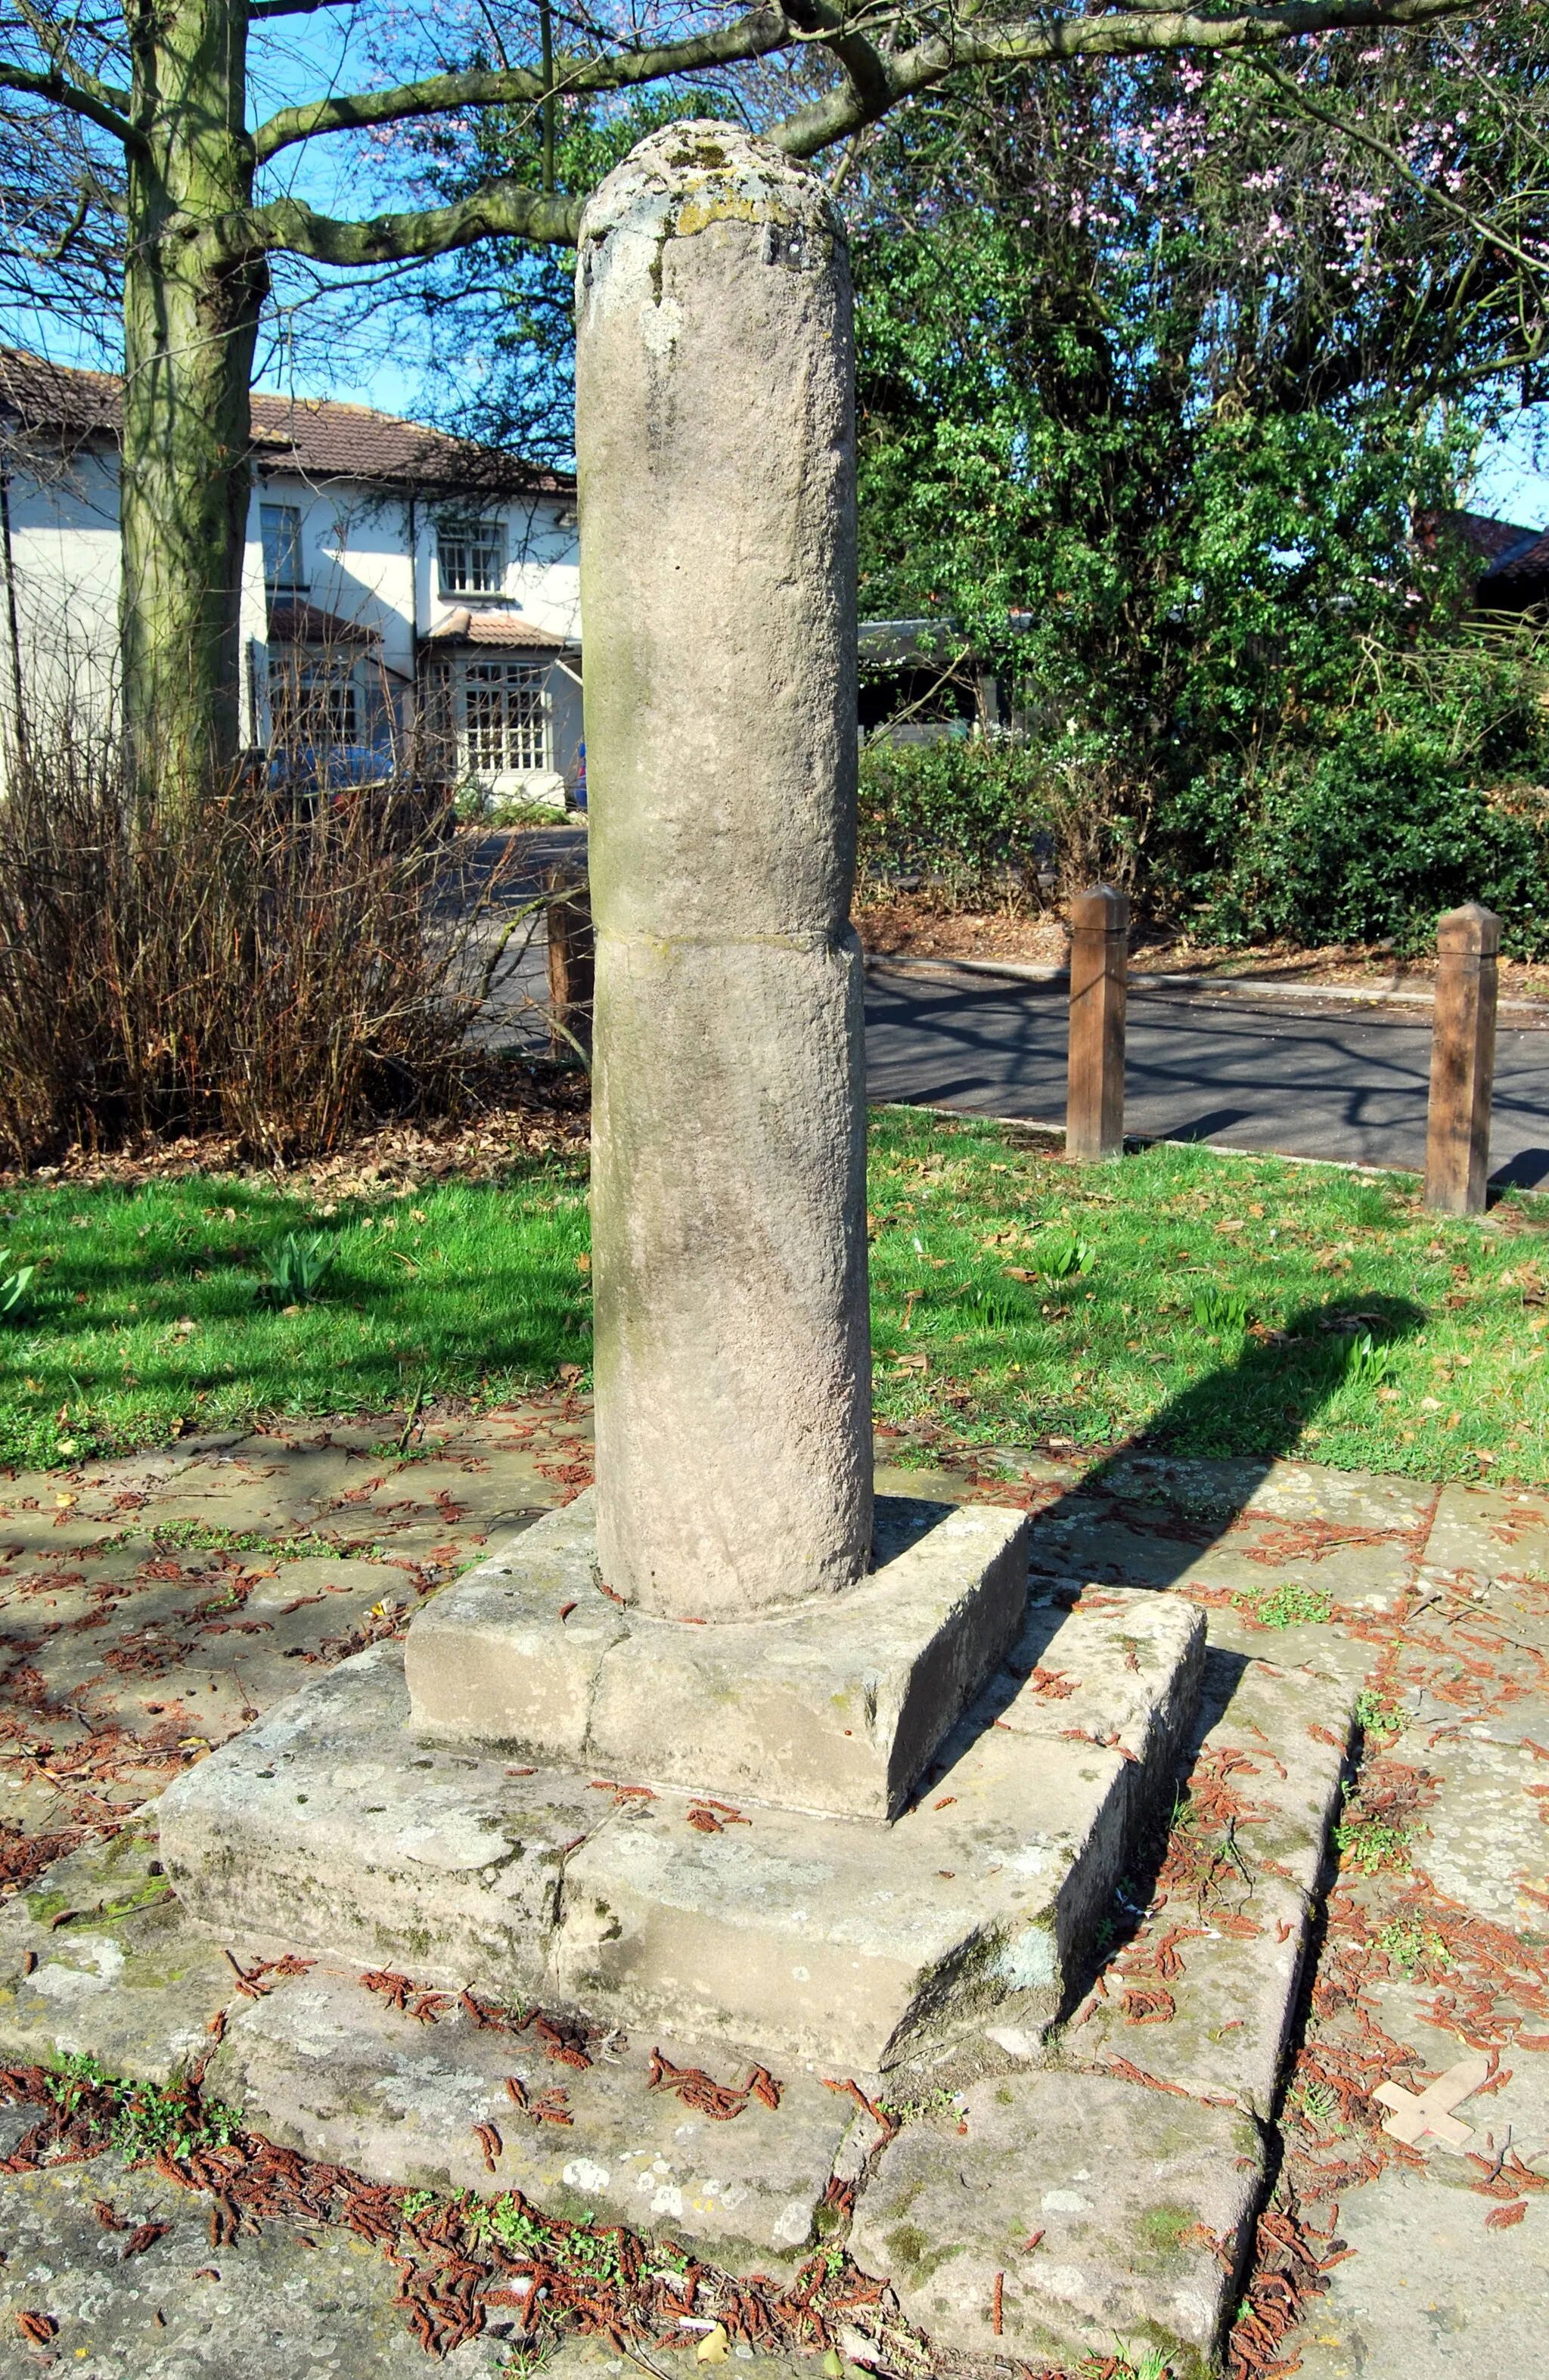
267, 600, 379, 647
1444, 507, 1541, 567
1479, 526, 1549, 585
0, 346, 570, 495
426, 608, 571, 648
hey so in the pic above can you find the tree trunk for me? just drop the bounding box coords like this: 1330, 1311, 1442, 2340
120, 0, 266, 814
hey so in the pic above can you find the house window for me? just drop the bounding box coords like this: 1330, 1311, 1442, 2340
460, 661, 548, 774
439, 517, 506, 597
274, 653, 358, 748
305, 661, 359, 745
261, 502, 306, 592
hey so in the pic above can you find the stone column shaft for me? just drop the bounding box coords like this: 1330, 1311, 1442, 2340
575, 125, 871, 1619
1424, 901, 1500, 1216
1066, 886, 1128, 1163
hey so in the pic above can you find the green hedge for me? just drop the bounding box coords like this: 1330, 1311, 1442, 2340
855, 734, 1150, 905
856, 725, 1549, 952
1164, 730, 1549, 954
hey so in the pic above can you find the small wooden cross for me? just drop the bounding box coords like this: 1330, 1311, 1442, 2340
1373, 2054, 1492, 2150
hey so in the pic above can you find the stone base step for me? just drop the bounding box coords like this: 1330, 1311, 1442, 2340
155, 1586, 1204, 2073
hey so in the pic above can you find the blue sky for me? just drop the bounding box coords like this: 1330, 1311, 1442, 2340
1468, 413, 1549, 532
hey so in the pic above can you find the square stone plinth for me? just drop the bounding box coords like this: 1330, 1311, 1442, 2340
403, 1491, 1032, 1820
158, 1587, 1204, 2071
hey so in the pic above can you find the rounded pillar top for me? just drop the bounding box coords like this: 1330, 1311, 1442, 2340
1436, 902, 1502, 955
577, 119, 844, 266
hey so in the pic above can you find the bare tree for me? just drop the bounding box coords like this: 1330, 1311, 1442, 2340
0, 0, 1479, 807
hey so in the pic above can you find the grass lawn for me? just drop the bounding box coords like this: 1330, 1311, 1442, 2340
0, 1105, 1543, 1481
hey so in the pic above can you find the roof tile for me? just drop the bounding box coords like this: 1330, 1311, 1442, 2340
0, 346, 570, 495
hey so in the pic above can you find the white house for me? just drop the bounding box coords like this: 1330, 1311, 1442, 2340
0, 347, 584, 808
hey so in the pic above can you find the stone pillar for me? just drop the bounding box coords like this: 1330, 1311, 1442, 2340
1424, 902, 1500, 1215
575, 123, 871, 1619
1066, 886, 1128, 1162
545, 876, 593, 1060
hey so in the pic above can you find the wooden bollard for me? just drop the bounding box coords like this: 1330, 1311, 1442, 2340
546, 878, 594, 1060
1066, 886, 1128, 1162
1423, 901, 1500, 1215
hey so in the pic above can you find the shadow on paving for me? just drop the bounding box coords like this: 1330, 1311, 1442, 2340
1001, 1289, 1429, 1588
918, 1295, 1430, 2023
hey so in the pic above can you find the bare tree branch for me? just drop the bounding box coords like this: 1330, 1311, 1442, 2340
250, 0, 362, 17
0, 54, 136, 144
240, 179, 585, 264
771, 0, 1480, 156
252, 5, 792, 161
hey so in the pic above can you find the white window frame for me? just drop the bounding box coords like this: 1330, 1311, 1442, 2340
438, 517, 508, 597
456, 659, 550, 781
261, 501, 306, 593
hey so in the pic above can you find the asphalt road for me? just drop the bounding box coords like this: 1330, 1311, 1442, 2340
864, 960, 1549, 1191
458, 833, 1549, 1191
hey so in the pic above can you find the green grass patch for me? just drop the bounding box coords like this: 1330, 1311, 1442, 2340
0, 1159, 592, 1467
1240, 1581, 1334, 1630
863, 1107, 1549, 1482
0, 1107, 1543, 1479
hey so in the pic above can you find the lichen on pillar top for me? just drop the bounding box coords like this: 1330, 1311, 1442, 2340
576, 119, 844, 267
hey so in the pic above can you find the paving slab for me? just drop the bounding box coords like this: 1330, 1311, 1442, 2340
848, 2065, 1264, 2376
1073, 1658, 1354, 2118
1285, 2154, 1549, 2378
1025, 1458, 1432, 1621
203, 1960, 871, 2266
1421, 1483, 1549, 1588
0, 2148, 512, 2377
1414, 1729, 1549, 1932
0, 1822, 240, 2081
407, 1491, 1033, 1821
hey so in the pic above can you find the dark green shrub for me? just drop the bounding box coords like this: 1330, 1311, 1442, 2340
1168, 729, 1549, 954
856, 735, 1151, 909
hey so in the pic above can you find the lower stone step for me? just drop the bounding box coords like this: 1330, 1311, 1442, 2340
155, 1585, 1205, 2072
0, 1640, 1352, 2375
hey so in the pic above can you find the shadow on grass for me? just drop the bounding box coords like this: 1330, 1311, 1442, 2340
1001, 1292, 1430, 1597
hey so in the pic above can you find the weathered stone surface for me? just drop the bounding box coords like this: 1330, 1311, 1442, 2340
1422, 1482, 1549, 1590
578, 122, 871, 1620
203, 1962, 871, 2264
407, 1492, 1032, 1819
1288, 2153, 1549, 2379
1406, 1726, 1549, 1933
158, 1643, 596, 1993
1025, 1457, 1433, 1618
0, 2149, 516, 2376
1075, 1658, 1354, 2118
0, 1823, 235, 2082
160, 1592, 1202, 2071
849, 2067, 1264, 2374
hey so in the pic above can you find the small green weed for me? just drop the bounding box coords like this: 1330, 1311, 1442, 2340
1334, 1814, 1414, 1875
1191, 1285, 1251, 1332
1291, 2077, 1343, 2133
44, 2052, 244, 2161
1038, 1232, 1097, 1280
1340, 1331, 1395, 1392
1372, 1917, 1452, 1975
1354, 1687, 1403, 1738
1245, 1580, 1333, 1629
1076, 2348, 1175, 2380
261, 1231, 336, 1308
